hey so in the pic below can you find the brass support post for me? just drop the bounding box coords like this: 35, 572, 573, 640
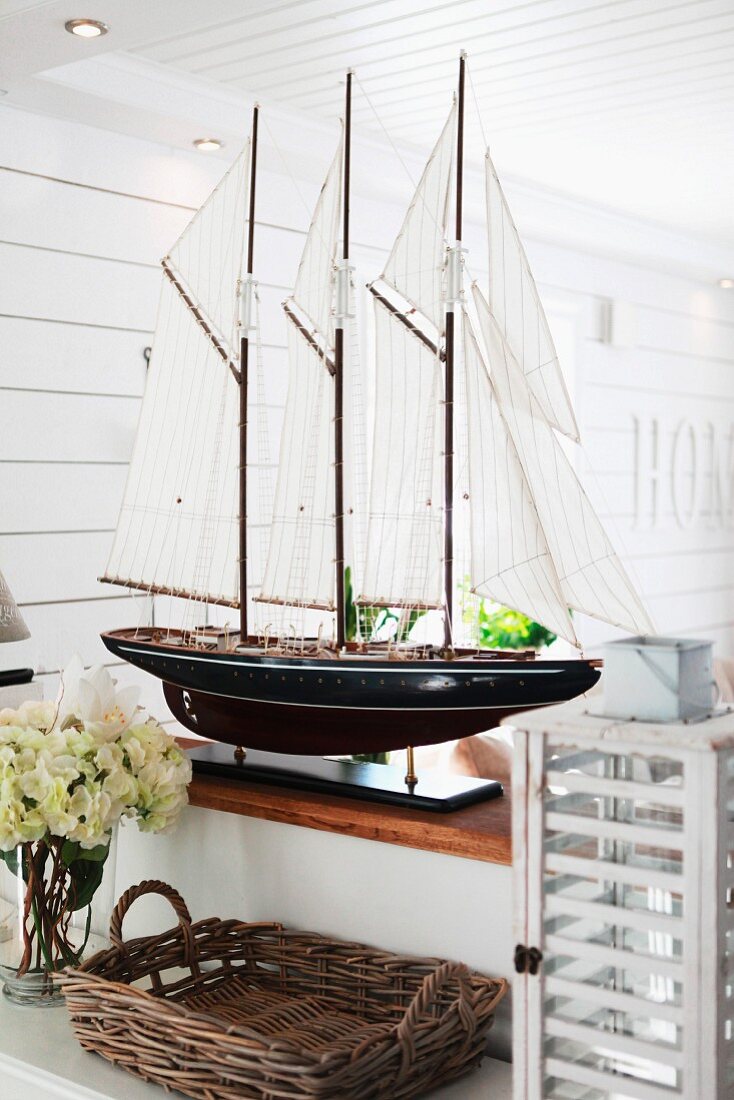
405, 745, 418, 790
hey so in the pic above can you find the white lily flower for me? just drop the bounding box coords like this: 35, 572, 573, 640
55, 656, 140, 737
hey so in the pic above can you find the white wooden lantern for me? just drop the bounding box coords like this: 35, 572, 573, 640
510, 699, 734, 1100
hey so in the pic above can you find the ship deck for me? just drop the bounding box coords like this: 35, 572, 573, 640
106, 626, 541, 663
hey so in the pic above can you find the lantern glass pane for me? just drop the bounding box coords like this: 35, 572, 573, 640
539, 739, 686, 1096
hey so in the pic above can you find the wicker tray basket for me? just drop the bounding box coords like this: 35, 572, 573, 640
59, 880, 508, 1099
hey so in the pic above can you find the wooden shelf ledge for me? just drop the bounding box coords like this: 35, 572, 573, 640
182, 743, 511, 866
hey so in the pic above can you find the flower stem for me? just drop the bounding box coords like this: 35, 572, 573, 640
30, 892, 54, 972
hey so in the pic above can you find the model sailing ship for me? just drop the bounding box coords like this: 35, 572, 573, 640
100, 57, 652, 756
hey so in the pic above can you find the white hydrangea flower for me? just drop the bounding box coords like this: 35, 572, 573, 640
0, 658, 190, 851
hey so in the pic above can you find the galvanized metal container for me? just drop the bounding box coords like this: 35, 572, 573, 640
600, 634, 715, 722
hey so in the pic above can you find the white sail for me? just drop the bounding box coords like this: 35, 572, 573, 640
103, 277, 241, 605
382, 103, 455, 328
463, 310, 578, 645
358, 298, 444, 609
472, 284, 653, 636
257, 137, 342, 612
103, 142, 253, 607
167, 144, 249, 354
292, 137, 343, 338
257, 327, 335, 610
486, 154, 579, 442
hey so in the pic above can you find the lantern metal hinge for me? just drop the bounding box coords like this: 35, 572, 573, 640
514, 944, 543, 976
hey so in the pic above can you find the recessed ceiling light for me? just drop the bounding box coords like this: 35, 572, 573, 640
194, 138, 223, 152
65, 18, 108, 38
718, 278, 734, 289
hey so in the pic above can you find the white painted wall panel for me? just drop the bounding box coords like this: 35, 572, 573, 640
0, 316, 149, 395
0, 391, 137, 462
2, 596, 149, 675
0, 532, 112, 604
581, 387, 734, 433
583, 343, 734, 397
0, 168, 188, 265
0, 241, 158, 330
526, 237, 734, 326
0, 463, 126, 533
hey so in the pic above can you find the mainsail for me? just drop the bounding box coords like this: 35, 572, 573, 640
359, 299, 444, 608
486, 153, 579, 442
358, 105, 455, 610
472, 284, 653, 637
257, 138, 342, 611
463, 310, 578, 645
102, 144, 251, 608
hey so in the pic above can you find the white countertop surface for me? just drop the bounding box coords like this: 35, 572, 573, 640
0, 992, 511, 1100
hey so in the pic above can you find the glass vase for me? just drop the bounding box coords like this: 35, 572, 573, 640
0, 827, 118, 1006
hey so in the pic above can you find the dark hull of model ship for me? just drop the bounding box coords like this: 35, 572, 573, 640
102, 629, 600, 754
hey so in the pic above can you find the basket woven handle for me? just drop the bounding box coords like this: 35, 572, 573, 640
397, 962, 476, 1068
109, 880, 195, 965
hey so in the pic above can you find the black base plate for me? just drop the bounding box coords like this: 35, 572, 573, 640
188, 743, 503, 813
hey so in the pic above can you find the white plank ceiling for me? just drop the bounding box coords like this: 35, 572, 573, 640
125, 0, 734, 243
1, 0, 732, 244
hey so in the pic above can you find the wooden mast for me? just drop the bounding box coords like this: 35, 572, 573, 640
334, 71, 352, 651
239, 104, 259, 642
443, 52, 465, 652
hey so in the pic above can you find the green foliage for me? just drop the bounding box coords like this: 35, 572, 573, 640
0, 847, 24, 879
344, 566, 424, 646
474, 603, 557, 651
349, 752, 391, 766
61, 838, 113, 912
344, 565, 358, 643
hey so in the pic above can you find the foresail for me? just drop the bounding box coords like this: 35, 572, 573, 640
472, 285, 654, 636
103, 277, 240, 606
167, 143, 250, 355
257, 325, 335, 610
463, 310, 578, 645
292, 136, 343, 338
358, 297, 444, 609
382, 103, 455, 329
486, 154, 579, 442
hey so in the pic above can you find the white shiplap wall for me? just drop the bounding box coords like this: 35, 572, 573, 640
1, 99, 734, 722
